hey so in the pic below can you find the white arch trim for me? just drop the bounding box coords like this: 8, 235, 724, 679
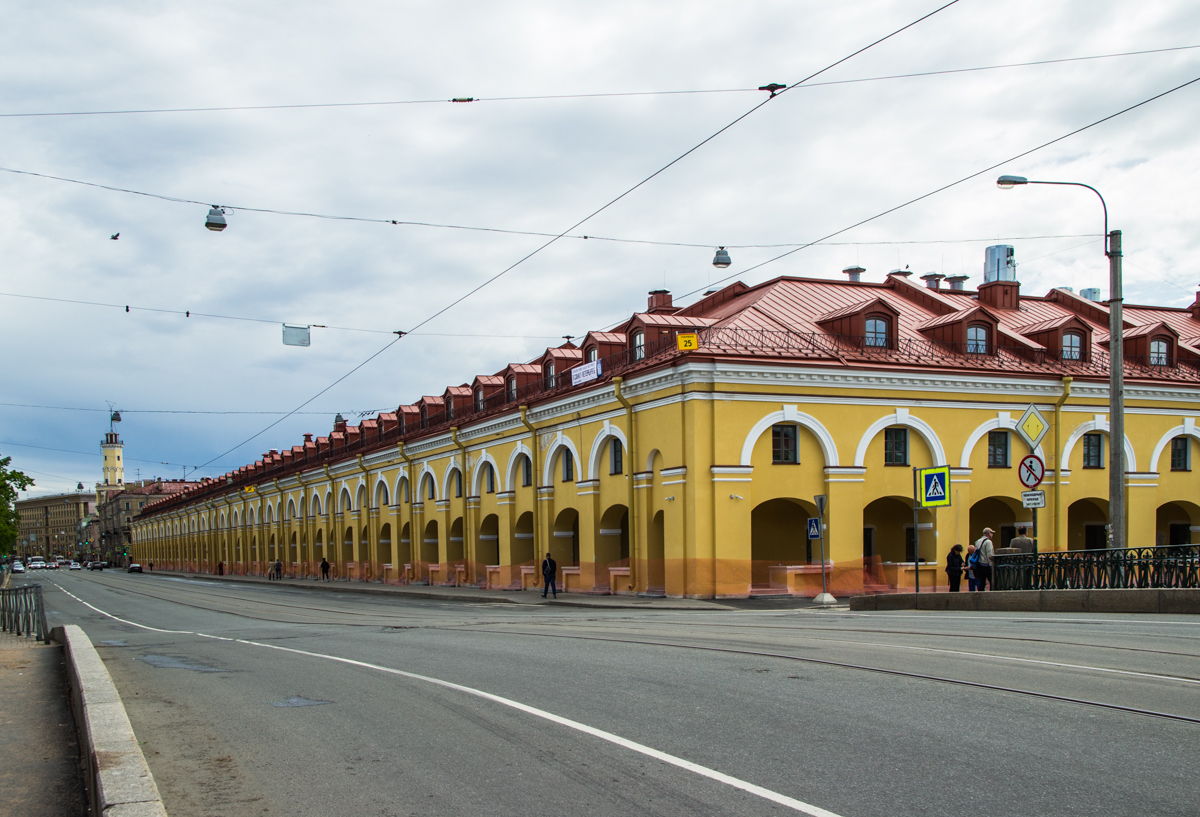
373, 475, 390, 507
441, 458, 464, 500
959, 412, 1046, 468
418, 463, 438, 501
471, 450, 500, 495
543, 432, 583, 486
587, 420, 630, 480
740, 405, 840, 467
505, 443, 534, 492
1148, 418, 1200, 473
1061, 414, 1137, 472
854, 408, 947, 468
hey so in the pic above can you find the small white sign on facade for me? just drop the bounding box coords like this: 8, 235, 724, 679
282, 324, 311, 347
1021, 490, 1046, 509
571, 360, 601, 386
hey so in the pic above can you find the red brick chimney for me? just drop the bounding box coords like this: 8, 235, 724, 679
979, 279, 1020, 310
647, 290, 673, 313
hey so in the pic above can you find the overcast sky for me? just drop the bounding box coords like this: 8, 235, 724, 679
4, 0, 1200, 498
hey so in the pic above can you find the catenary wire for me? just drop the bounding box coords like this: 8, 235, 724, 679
2, 44, 1196, 118
182, 1, 965, 474
0, 402, 387, 416
679, 69, 1200, 302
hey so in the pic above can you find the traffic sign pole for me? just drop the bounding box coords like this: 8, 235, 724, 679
912, 468, 920, 597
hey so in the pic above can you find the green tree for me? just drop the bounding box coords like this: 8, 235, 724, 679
0, 456, 35, 556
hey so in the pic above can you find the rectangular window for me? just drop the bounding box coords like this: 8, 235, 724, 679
454, 471, 463, 498
522, 456, 532, 487
1083, 433, 1104, 469
486, 466, 496, 493
610, 439, 624, 474
1171, 437, 1190, 472
562, 451, 574, 482
987, 431, 1010, 468
772, 424, 798, 464
884, 428, 908, 466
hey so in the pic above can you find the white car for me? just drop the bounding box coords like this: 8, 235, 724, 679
69, 562, 82, 570
10, 562, 25, 574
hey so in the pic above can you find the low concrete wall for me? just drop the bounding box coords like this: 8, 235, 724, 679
51, 624, 168, 817
849, 588, 1200, 614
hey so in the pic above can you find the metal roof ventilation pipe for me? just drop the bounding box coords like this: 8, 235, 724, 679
920, 273, 945, 290
1081, 287, 1102, 302
842, 265, 865, 282
945, 275, 968, 291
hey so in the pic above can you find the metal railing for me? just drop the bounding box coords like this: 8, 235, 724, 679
994, 544, 1200, 591
1, 583, 50, 641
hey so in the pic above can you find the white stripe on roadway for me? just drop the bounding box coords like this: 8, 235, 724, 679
49, 580, 843, 817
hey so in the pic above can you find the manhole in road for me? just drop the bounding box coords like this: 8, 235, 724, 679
270, 696, 332, 707
137, 654, 230, 672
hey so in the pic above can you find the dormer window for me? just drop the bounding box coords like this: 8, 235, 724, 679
1150, 338, 1169, 366
447, 399, 454, 419
587, 347, 598, 363
507, 377, 517, 402
966, 325, 988, 355
420, 405, 428, 428
475, 389, 484, 412
865, 317, 888, 348
1062, 332, 1083, 361
545, 360, 556, 389
633, 331, 645, 361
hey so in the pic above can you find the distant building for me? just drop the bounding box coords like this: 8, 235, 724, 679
98, 480, 194, 564
16, 490, 94, 561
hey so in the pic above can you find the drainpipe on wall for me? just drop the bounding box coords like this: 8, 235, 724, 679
450, 428, 473, 586
355, 455, 370, 581
1054, 376, 1073, 552
613, 377, 638, 591
398, 443, 416, 578
519, 407, 542, 585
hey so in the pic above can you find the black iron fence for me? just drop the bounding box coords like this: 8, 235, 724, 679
1, 583, 49, 641
994, 545, 1200, 591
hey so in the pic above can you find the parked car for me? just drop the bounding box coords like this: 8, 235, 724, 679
69, 562, 82, 570
11, 562, 25, 573
127, 563, 143, 574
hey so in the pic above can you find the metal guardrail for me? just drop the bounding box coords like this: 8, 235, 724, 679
994, 545, 1200, 591
1, 583, 50, 641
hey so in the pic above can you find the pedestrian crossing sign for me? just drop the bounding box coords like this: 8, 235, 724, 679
807, 517, 821, 539
917, 466, 951, 508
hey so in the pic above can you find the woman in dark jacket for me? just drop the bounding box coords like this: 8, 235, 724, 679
945, 544, 965, 592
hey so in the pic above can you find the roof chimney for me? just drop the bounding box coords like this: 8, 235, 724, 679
303, 433, 313, 443
647, 290, 673, 312
333, 414, 347, 433
842, 265, 865, 282
945, 274, 968, 291
1189, 288, 1200, 322
920, 272, 945, 290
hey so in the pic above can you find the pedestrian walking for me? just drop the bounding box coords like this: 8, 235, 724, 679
277, 559, 284, 580
541, 552, 557, 599
320, 557, 330, 581
217, 561, 224, 576
973, 528, 995, 591
945, 544, 964, 592
148, 562, 153, 571
1010, 526, 1035, 554
965, 543, 980, 591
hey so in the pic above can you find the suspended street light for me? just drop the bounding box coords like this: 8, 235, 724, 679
205, 206, 228, 232
712, 247, 731, 268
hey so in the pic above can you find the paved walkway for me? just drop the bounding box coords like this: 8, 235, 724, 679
0, 631, 86, 817
141, 569, 833, 610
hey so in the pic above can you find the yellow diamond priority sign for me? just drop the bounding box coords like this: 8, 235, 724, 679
1016, 404, 1049, 451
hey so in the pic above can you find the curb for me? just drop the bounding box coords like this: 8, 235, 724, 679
849, 588, 1200, 614
146, 571, 736, 611
51, 624, 168, 817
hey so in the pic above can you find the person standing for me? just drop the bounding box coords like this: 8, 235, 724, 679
541, 552, 557, 599
945, 544, 965, 592
217, 561, 224, 576
320, 557, 330, 581
973, 528, 995, 591
1010, 526, 1035, 554
965, 543, 979, 591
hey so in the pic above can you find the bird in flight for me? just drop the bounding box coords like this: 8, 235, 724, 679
110, 233, 120, 240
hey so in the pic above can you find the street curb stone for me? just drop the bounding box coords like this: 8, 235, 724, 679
849, 588, 1200, 613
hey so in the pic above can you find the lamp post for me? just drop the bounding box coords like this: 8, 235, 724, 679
996, 175, 1124, 550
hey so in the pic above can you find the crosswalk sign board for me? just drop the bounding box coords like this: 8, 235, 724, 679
807, 518, 821, 539
917, 466, 951, 508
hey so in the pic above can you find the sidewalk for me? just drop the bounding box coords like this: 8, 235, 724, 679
0, 631, 87, 816
140, 569, 830, 610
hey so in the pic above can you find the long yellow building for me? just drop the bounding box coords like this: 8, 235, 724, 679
133, 268, 1200, 597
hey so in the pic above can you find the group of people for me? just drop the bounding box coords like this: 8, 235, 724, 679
944, 525, 1035, 592
266, 559, 285, 580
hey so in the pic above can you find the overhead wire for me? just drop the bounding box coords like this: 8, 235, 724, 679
181, 0, 966, 473
679, 69, 1200, 302
1, 44, 1195, 118
0, 402, 387, 416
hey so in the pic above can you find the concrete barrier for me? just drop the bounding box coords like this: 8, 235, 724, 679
849, 588, 1200, 614
51, 624, 168, 817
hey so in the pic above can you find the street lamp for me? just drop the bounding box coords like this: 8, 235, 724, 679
996, 174, 1125, 550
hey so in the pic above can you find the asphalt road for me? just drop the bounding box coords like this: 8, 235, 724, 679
32, 571, 1200, 817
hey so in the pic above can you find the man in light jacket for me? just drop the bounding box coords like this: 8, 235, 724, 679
973, 528, 995, 591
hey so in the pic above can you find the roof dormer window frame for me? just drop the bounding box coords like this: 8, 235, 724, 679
966, 323, 990, 355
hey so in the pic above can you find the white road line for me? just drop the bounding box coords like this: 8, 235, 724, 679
45, 579, 844, 817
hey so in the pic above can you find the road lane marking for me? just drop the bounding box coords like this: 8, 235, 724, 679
46, 578, 845, 817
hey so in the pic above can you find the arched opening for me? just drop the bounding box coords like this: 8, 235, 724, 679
597, 505, 629, 573
448, 517, 464, 563
376, 483, 389, 509
313, 529, 324, 563
1156, 501, 1198, 546
552, 508, 580, 567
862, 496, 933, 565
1067, 498, 1109, 550
513, 512, 534, 565
398, 522, 412, 566
343, 527, 354, 564
361, 525, 371, 578
750, 498, 817, 588
289, 532, 297, 569
968, 496, 1025, 550
478, 514, 499, 566
421, 520, 439, 563
647, 510, 665, 593
378, 523, 392, 571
